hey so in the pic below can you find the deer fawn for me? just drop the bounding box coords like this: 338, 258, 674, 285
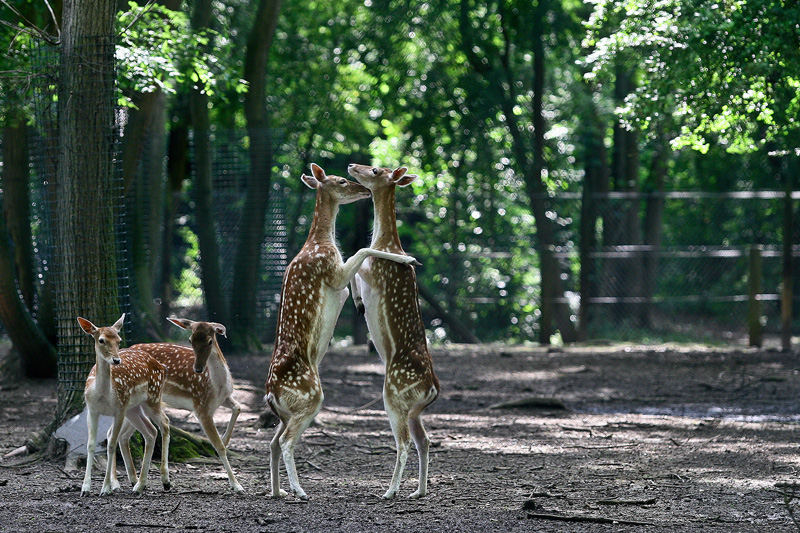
266, 163, 419, 500
347, 163, 440, 499
79, 314, 171, 497
111, 318, 244, 493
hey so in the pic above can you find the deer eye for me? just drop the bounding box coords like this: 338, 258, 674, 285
372, 168, 378, 175
339, 179, 346, 185
98, 337, 105, 344
208, 338, 213, 346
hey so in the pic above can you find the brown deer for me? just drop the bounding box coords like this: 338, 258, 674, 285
266, 163, 419, 500
111, 318, 244, 493
79, 314, 171, 496
347, 163, 440, 499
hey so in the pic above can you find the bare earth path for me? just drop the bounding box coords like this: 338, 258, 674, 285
1, 343, 800, 532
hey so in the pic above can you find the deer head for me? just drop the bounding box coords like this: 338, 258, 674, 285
167, 317, 226, 373
346, 164, 417, 190
77, 314, 125, 365
302, 162, 371, 204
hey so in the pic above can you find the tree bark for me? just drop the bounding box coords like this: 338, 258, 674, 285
229, 0, 283, 351
189, 0, 227, 326
56, 0, 119, 412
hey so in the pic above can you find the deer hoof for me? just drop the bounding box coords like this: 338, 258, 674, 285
271, 488, 289, 498
409, 489, 426, 499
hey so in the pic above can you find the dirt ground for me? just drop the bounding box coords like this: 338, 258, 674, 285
2, 342, 800, 532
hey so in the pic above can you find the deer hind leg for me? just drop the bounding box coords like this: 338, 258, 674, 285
144, 402, 171, 490
269, 419, 288, 498
125, 406, 157, 494
196, 412, 244, 494
383, 399, 412, 499
279, 413, 316, 500
408, 413, 431, 498
221, 396, 242, 448
115, 419, 139, 488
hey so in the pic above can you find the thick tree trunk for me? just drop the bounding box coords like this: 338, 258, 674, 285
189, 0, 227, 326
229, 0, 283, 351
56, 0, 119, 412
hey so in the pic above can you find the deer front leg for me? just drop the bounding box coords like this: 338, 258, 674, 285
350, 275, 364, 315
197, 412, 244, 493
221, 396, 242, 448
335, 248, 417, 290
269, 420, 288, 498
115, 420, 139, 488
81, 408, 99, 496
101, 414, 125, 496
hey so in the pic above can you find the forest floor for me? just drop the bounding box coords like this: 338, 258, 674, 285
2, 341, 800, 532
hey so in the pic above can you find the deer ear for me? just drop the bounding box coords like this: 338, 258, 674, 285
310, 162, 327, 182
167, 317, 193, 330
395, 173, 417, 187
210, 323, 227, 338
391, 167, 408, 180
111, 313, 125, 333
77, 317, 97, 335
300, 173, 319, 189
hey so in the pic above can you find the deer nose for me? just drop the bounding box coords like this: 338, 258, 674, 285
112, 358, 121, 365
194, 366, 203, 374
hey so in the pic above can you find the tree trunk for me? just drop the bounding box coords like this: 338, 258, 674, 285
609, 62, 643, 324
642, 137, 667, 328
189, 0, 227, 326
1, 120, 36, 310
229, 0, 283, 351
578, 105, 607, 341
56, 0, 119, 413
160, 104, 189, 321
0, 125, 57, 378
122, 90, 167, 339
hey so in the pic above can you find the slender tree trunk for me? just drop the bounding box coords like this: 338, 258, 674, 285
122, 90, 167, 339
2, 120, 36, 310
578, 105, 607, 341
229, 0, 283, 350
189, 0, 227, 325
56, 0, 119, 414
160, 105, 189, 321
642, 137, 667, 329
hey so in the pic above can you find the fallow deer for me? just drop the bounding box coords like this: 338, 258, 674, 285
79, 314, 171, 496
266, 163, 419, 500
111, 318, 244, 493
347, 163, 440, 499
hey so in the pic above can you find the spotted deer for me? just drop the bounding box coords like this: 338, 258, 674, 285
111, 318, 243, 493
78, 314, 171, 497
347, 163, 440, 499
266, 163, 419, 500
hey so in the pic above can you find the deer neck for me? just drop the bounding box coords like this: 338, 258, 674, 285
306, 191, 338, 245
93, 348, 112, 396
205, 341, 229, 382
370, 186, 403, 252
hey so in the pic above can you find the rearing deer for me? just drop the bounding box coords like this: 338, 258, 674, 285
347, 163, 440, 499
266, 163, 419, 500
79, 314, 171, 497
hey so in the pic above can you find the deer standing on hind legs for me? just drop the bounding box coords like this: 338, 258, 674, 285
79, 314, 171, 496
110, 319, 244, 493
266, 163, 419, 500
347, 163, 440, 499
